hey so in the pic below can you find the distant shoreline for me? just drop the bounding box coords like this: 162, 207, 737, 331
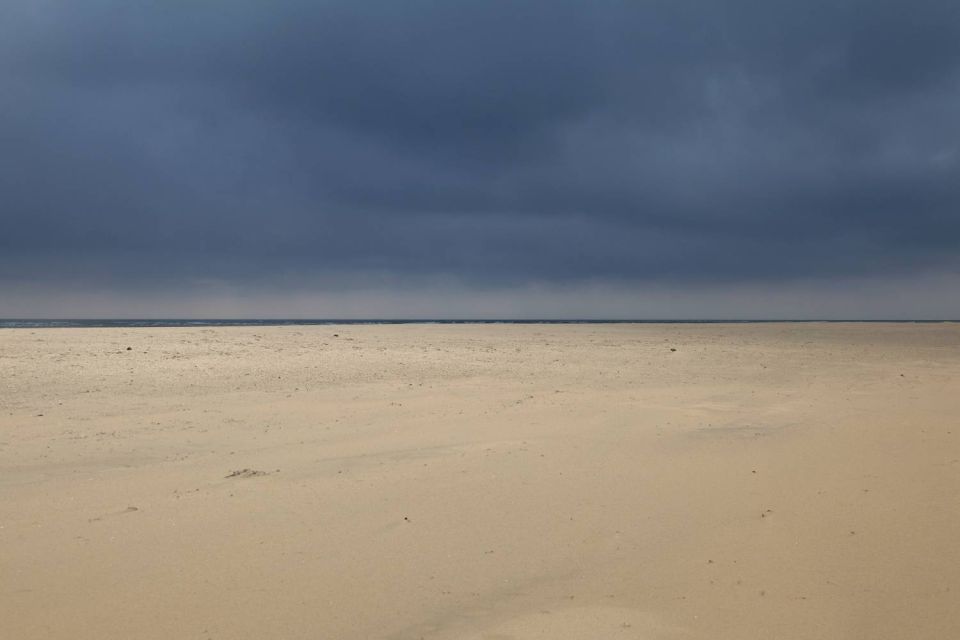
1, 318, 957, 329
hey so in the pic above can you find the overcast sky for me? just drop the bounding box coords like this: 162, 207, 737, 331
2, 1, 959, 318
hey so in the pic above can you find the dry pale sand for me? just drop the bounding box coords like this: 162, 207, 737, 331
1, 323, 958, 639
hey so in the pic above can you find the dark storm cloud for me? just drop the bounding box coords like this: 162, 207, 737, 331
2, 0, 959, 288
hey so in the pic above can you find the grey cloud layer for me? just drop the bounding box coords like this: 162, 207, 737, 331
3, 0, 959, 287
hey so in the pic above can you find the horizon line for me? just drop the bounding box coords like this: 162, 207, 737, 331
2, 318, 958, 327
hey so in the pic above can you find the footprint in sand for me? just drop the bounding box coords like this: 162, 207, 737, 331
225, 468, 270, 478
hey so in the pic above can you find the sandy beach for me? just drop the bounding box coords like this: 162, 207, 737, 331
1, 323, 958, 639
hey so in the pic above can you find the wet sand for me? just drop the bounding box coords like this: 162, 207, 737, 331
1, 323, 958, 639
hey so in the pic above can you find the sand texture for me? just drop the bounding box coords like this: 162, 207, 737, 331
1, 323, 958, 639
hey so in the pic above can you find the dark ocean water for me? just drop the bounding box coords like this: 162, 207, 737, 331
0, 319, 952, 328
